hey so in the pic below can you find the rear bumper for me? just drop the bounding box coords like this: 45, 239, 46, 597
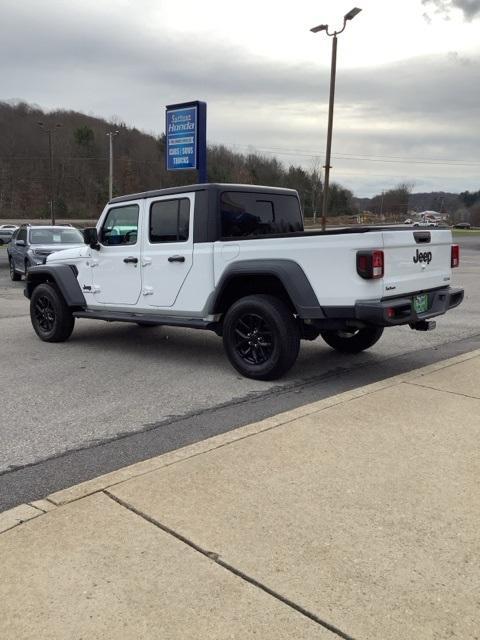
321, 287, 464, 328
354, 286, 464, 327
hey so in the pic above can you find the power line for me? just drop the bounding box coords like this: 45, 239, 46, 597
0, 156, 108, 161
214, 142, 480, 167
2, 147, 480, 169
334, 155, 480, 167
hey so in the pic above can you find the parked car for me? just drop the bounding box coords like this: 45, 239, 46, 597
24, 183, 463, 380
453, 222, 471, 229
412, 221, 438, 228
7, 224, 85, 281
0, 224, 18, 245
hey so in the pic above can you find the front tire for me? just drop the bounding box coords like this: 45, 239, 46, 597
320, 326, 384, 354
222, 295, 300, 380
30, 283, 75, 342
9, 258, 21, 281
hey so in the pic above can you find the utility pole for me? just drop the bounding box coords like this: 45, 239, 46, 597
106, 130, 120, 200
311, 7, 362, 231
38, 122, 62, 225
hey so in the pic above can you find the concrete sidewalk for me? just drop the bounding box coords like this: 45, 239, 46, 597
2, 350, 479, 640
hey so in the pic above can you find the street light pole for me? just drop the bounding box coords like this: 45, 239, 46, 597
311, 7, 362, 231
106, 130, 119, 201
322, 33, 338, 233
47, 129, 54, 225
38, 122, 62, 225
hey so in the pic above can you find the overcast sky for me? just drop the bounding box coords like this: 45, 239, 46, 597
1, 0, 479, 196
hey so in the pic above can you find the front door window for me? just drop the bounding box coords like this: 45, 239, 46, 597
100, 205, 139, 246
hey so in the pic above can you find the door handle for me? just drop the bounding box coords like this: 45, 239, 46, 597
123, 256, 138, 264
168, 255, 185, 263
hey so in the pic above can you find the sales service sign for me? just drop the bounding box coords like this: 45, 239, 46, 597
166, 106, 197, 170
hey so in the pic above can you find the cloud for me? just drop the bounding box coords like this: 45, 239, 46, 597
0, 0, 479, 196
422, 0, 480, 21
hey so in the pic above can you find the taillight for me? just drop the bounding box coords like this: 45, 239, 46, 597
356, 250, 384, 279
451, 244, 460, 268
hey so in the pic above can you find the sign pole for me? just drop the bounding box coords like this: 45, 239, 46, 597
197, 102, 207, 183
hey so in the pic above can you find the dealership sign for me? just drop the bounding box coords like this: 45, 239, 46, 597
165, 101, 207, 181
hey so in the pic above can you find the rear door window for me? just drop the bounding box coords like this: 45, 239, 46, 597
149, 198, 190, 243
220, 192, 302, 238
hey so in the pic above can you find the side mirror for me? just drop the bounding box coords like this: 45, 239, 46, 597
15, 239, 26, 247
83, 227, 100, 250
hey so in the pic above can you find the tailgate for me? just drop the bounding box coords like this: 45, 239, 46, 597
382, 229, 452, 296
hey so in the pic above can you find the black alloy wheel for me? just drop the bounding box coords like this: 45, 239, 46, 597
232, 313, 274, 366
223, 294, 300, 380
320, 326, 384, 354
30, 283, 75, 342
34, 295, 56, 333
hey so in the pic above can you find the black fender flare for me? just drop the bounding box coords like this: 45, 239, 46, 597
24, 264, 86, 307
208, 259, 324, 319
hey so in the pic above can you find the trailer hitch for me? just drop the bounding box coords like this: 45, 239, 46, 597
410, 320, 437, 331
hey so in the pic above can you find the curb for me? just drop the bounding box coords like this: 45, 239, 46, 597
2, 348, 479, 534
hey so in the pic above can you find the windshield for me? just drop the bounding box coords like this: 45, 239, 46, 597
29, 228, 84, 245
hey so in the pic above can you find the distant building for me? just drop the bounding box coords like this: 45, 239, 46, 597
418, 210, 446, 222
349, 211, 383, 224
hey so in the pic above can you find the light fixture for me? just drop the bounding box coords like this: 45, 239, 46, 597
344, 7, 362, 21
310, 24, 328, 33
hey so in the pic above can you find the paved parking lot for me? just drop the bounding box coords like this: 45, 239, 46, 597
0, 236, 479, 509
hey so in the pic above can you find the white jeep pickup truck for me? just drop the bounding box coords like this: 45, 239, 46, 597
25, 183, 463, 380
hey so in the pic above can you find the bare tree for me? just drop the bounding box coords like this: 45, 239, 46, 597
0, 100, 359, 222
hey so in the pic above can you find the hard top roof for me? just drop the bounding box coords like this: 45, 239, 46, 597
109, 183, 298, 205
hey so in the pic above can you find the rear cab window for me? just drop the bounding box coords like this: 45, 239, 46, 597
220, 191, 303, 238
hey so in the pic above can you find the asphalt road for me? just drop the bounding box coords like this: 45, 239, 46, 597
1, 235, 479, 510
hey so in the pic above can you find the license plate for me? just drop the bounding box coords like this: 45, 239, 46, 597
414, 294, 429, 314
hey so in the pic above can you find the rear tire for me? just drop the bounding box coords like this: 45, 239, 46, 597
9, 258, 21, 281
320, 326, 384, 354
222, 294, 300, 380
30, 283, 75, 342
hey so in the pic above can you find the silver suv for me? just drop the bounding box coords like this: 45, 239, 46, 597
0, 224, 18, 245
8, 224, 85, 281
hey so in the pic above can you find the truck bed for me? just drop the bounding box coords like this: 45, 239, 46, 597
214, 227, 454, 307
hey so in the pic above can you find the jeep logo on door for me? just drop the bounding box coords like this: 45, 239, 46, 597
413, 249, 432, 264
